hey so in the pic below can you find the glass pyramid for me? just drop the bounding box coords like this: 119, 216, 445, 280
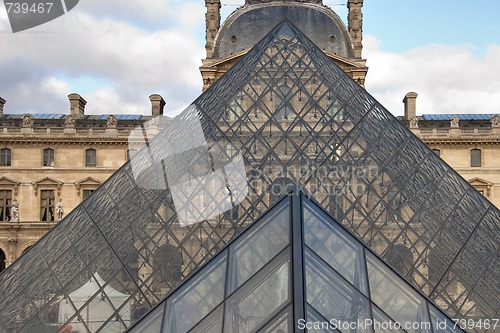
127, 191, 465, 333
0, 19, 498, 333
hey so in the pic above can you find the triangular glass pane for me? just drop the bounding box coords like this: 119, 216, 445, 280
164, 253, 227, 333
227, 199, 290, 294
366, 252, 431, 332
189, 303, 223, 333
127, 196, 292, 333
258, 305, 293, 333
224, 250, 290, 333
304, 249, 372, 333
303, 198, 368, 296
305, 303, 348, 333
127, 304, 163, 333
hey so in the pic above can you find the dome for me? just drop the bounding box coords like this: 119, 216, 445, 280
213, 3, 354, 59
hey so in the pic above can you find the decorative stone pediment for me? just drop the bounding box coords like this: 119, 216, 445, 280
468, 177, 493, 197
0, 176, 21, 196
74, 177, 101, 196
32, 177, 63, 196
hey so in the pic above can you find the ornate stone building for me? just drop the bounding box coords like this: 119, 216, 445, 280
0, 1, 497, 331
0, 94, 169, 271
200, 0, 368, 90
400, 92, 500, 206
201, 0, 500, 208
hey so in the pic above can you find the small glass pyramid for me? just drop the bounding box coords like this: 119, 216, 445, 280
127, 191, 465, 333
0, 20, 497, 333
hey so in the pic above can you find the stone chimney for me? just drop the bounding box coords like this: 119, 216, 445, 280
149, 94, 165, 117
403, 92, 418, 121
0, 97, 5, 117
68, 93, 87, 119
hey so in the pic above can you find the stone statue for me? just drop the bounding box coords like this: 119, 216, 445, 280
206, 7, 219, 43
450, 116, 459, 128
410, 117, 419, 129
148, 116, 159, 128
348, 8, 362, 41
56, 199, 64, 220
491, 115, 500, 127
107, 114, 117, 127
22, 114, 33, 127
65, 114, 75, 127
11, 199, 19, 222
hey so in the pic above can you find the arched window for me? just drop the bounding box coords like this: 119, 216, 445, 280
85, 149, 97, 167
0, 249, 5, 273
0, 190, 12, 221
22, 246, 32, 255
275, 86, 292, 121
470, 149, 481, 167
384, 244, 414, 277
154, 244, 183, 287
226, 98, 243, 122
43, 148, 55, 167
431, 149, 440, 157
0, 148, 11, 166
127, 149, 137, 161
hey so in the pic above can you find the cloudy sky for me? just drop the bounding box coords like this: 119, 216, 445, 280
1, 0, 499, 117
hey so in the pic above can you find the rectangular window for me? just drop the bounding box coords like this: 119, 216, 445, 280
470, 149, 481, 167
43, 149, 55, 167
0, 149, 11, 166
0, 190, 12, 221
83, 189, 95, 201
85, 149, 97, 167
40, 190, 55, 222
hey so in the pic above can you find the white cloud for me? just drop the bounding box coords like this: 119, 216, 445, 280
0, 5, 205, 115
364, 35, 500, 116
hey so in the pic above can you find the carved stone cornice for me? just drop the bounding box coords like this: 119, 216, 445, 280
0, 176, 20, 196
32, 177, 63, 196
74, 177, 102, 196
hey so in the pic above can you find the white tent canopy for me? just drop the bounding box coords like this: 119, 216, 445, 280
58, 273, 130, 333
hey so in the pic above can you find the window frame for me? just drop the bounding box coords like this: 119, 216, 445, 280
0, 148, 11, 167
82, 189, 95, 201
85, 148, 97, 167
40, 189, 55, 222
43, 148, 55, 167
470, 148, 481, 167
431, 149, 440, 157
0, 190, 12, 222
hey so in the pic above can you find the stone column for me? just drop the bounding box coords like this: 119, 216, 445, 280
68, 93, 87, 119
348, 0, 364, 59
492, 115, 500, 135
0, 97, 5, 117
205, 0, 221, 58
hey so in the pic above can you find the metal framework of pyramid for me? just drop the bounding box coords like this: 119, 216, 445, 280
0, 20, 498, 333
127, 191, 465, 333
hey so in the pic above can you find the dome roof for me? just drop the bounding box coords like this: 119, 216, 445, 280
213, 3, 354, 59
